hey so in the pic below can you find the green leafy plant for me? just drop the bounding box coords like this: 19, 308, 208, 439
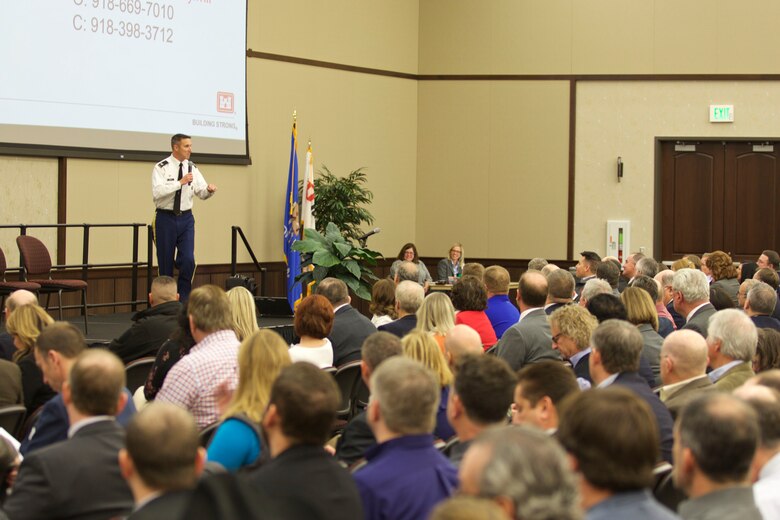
293, 222, 382, 300
311, 166, 374, 242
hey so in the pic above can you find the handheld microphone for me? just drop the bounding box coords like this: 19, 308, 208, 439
358, 228, 381, 242
188, 162, 193, 186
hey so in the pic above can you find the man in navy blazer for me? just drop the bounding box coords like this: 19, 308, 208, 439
589, 319, 674, 463
316, 277, 377, 366
745, 282, 780, 332
378, 281, 423, 339
5, 349, 134, 520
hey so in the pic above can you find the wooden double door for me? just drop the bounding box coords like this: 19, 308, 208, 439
660, 140, 780, 262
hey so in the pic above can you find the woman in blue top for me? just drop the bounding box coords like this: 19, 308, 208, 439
206, 329, 292, 472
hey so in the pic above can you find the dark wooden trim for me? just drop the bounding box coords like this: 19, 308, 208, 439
567, 80, 577, 260
246, 50, 418, 80
244, 52, 780, 83
57, 158, 67, 265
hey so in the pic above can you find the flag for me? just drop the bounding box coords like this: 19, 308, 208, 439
301, 142, 316, 231
283, 118, 302, 312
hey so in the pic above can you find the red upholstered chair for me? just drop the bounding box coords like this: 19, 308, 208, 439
16, 235, 88, 333
0, 247, 41, 318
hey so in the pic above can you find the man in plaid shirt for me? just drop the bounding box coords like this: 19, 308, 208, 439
156, 285, 240, 428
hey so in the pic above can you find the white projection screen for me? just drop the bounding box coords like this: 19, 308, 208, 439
0, 0, 249, 164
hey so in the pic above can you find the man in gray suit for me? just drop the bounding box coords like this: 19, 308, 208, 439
706, 309, 757, 392
672, 268, 716, 338
316, 277, 376, 366
496, 270, 559, 371
674, 393, 763, 520
658, 330, 714, 419
5, 349, 133, 520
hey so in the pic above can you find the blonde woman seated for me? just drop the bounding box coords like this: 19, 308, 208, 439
437, 243, 464, 282
206, 329, 292, 472
621, 287, 663, 385
289, 294, 334, 368
7, 304, 55, 414
227, 286, 259, 342
402, 331, 456, 441
370, 278, 397, 327
416, 292, 456, 353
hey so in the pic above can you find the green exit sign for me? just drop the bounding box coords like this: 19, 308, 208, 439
709, 105, 734, 123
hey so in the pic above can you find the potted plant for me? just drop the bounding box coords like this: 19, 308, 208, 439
293, 222, 381, 300
310, 166, 375, 242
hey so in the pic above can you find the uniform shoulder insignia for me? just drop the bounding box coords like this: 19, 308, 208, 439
157, 160, 169, 167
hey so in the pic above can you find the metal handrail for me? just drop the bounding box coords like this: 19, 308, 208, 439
0, 223, 153, 312
230, 226, 267, 296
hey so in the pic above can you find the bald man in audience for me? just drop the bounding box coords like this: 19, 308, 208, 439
544, 269, 575, 315
444, 325, 484, 371
658, 330, 715, 419
706, 309, 757, 391
733, 385, 780, 519
119, 403, 205, 519
446, 355, 516, 465
495, 271, 558, 371
511, 361, 579, 434
109, 276, 182, 364
744, 282, 780, 331
674, 393, 762, 520
0, 289, 38, 360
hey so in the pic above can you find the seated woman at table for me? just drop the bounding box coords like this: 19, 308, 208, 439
450, 275, 497, 350
437, 243, 463, 282
389, 242, 432, 292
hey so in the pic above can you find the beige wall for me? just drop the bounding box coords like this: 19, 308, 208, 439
416, 81, 570, 259
419, 0, 780, 75
575, 80, 780, 260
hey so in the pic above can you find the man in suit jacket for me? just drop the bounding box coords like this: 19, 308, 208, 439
548, 304, 598, 384
657, 270, 687, 330
496, 271, 559, 371
316, 278, 376, 366
745, 282, 780, 331
512, 361, 579, 433
378, 281, 423, 339
22, 322, 137, 455
672, 268, 716, 338
5, 349, 134, 520
247, 363, 363, 520
589, 319, 674, 463
675, 393, 763, 520
706, 309, 757, 392
658, 330, 715, 419
119, 403, 205, 520
574, 251, 600, 298
544, 269, 574, 315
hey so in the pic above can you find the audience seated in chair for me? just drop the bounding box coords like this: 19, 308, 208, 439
336, 332, 402, 467
316, 277, 376, 366
0, 290, 38, 361
120, 402, 205, 519
483, 266, 519, 340
458, 426, 580, 520
156, 285, 240, 428
378, 281, 423, 339
353, 357, 458, 520
21, 322, 136, 455
109, 276, 182, 364
512, 360, 579, 433
245, 363, 363, 520
558, 387, 678, 520
706, 309, 757, 392
5, 349, 134, 520
443, 325, 483, 372
658, 330, 714, 420
674, 393, 763, 520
